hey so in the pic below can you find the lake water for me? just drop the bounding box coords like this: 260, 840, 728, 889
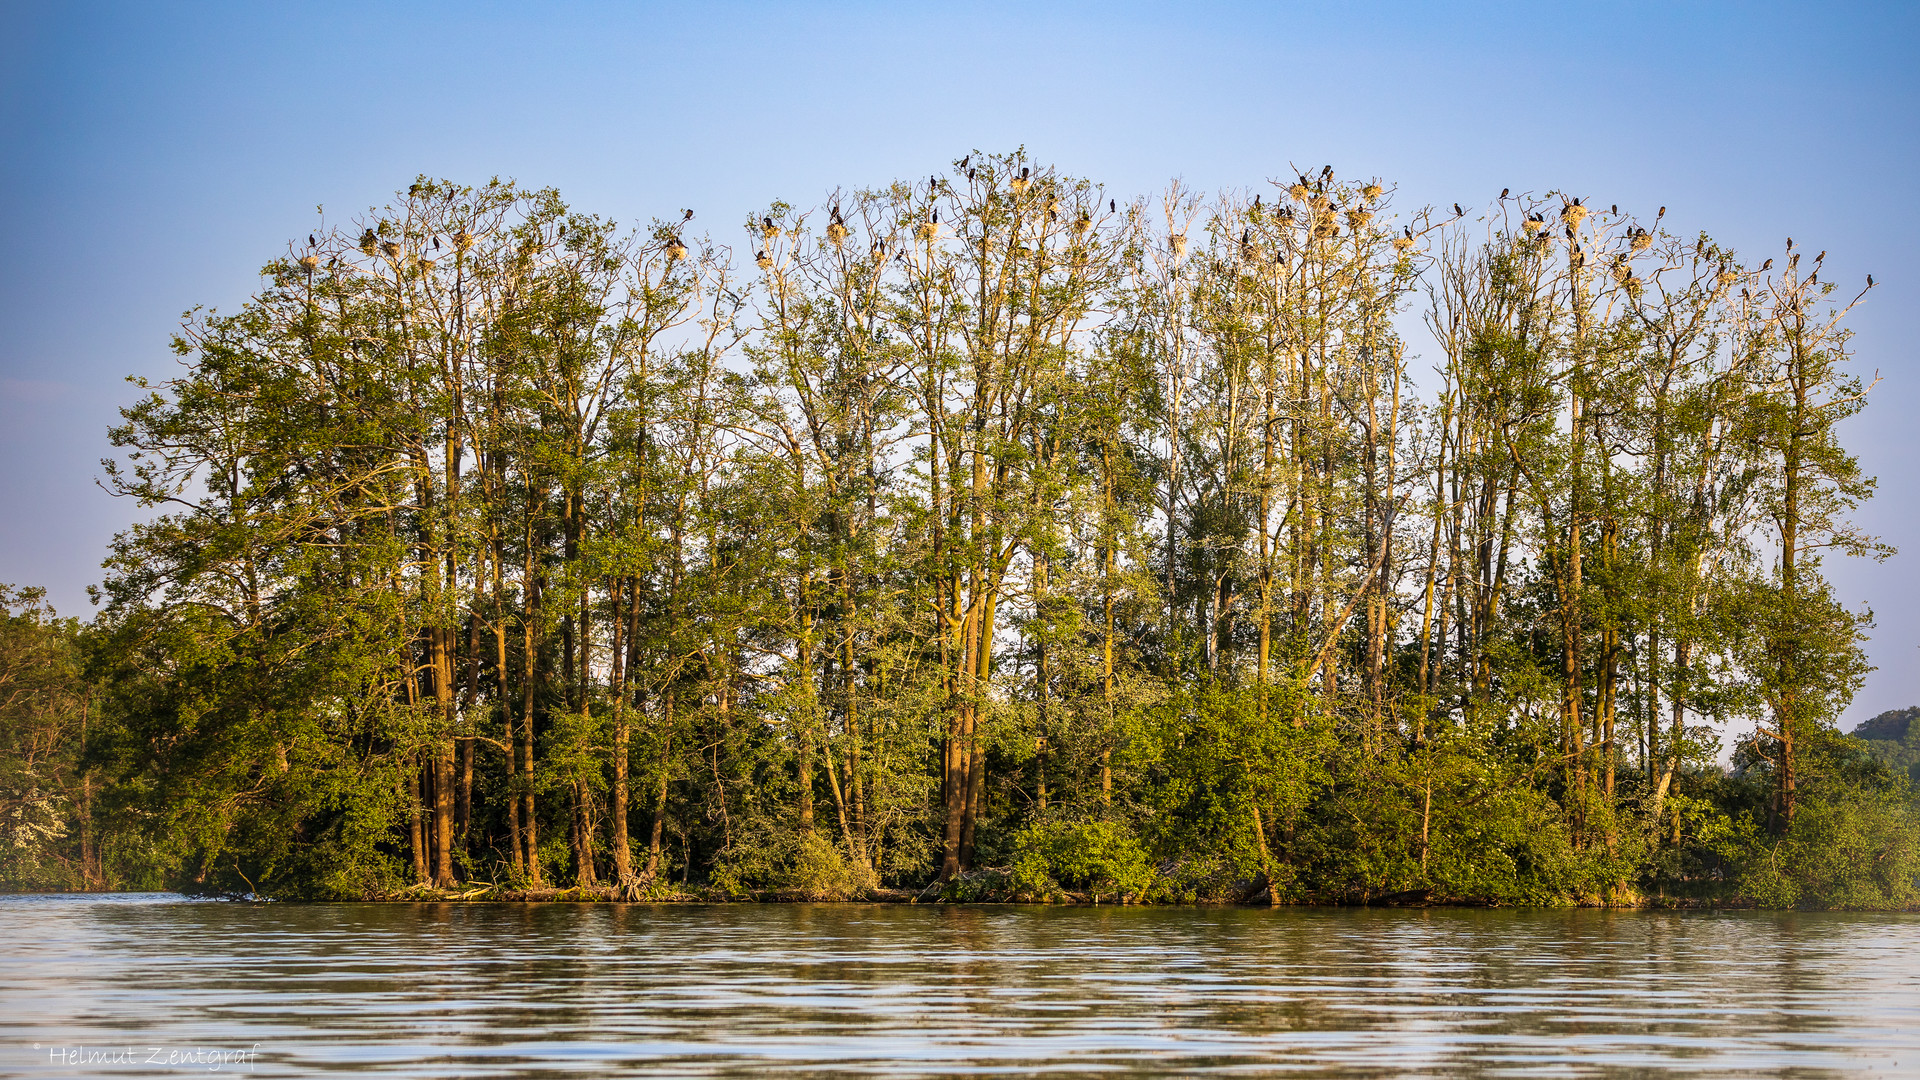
1, 895, 1916, 1077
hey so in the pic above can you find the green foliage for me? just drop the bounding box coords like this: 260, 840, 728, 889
5, 163, 1913, 911
710, 828, 876, 899
1852, 707, 1916, 742
1715, 734, 1920, 909
0, 587, 92, 891
1713, 796, 1920, 911
1855, 708, 1920, 787
1008, 817, 1153, 901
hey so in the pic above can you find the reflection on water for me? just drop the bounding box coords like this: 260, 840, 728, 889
1, 894, 1916, 1077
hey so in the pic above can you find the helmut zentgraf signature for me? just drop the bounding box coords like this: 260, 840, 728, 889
38, 1043, 259, 1071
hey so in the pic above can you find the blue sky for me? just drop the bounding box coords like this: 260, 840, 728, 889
2, 0, 1916, 721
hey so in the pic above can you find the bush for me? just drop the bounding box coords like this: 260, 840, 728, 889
1007, 818, 1153, 901
1720, 789, 1920, 910
709, 828, 876, 899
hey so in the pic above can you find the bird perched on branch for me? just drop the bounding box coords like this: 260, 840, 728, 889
682, 209, 694, 222
1500, 188, 1509, 199
1761, 258, 1773, 271
308, 234, 316, 248
1454, 203, 1464, 217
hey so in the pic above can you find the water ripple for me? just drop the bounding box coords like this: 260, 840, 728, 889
1, 896, 1915, 1077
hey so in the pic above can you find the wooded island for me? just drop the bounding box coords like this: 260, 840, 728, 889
4, 154, 1916, 907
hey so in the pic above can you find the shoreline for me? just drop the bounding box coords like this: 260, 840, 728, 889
13, 887, 1914, 912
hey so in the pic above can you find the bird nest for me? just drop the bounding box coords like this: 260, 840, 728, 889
1346, 209, 1373, 229
1169, 234, 1188, 258
1561, 204, 1589, 229
1361, 184, 1383, 202
1392, 236, 1414, 252
826, 223, 849, 247
665, 239, 688, 261
1631, 231, 1653, 252
454, 231, 474, 252
916, 221, 939, 242
1523, 219, 1545, 235
1287, 183, 1310, 201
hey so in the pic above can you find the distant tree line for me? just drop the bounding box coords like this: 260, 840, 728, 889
1855, 707, 1920, 790
5, 154, 1916, 906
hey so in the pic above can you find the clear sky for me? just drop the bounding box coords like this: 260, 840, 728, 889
2, 0, 1916, 723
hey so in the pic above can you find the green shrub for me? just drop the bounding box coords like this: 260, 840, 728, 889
1719, 789, 1920, 910
709, 828, 875, 899
1007, 818, 1153, 901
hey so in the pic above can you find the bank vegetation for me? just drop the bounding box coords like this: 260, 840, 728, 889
5, 154, 1916, 909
